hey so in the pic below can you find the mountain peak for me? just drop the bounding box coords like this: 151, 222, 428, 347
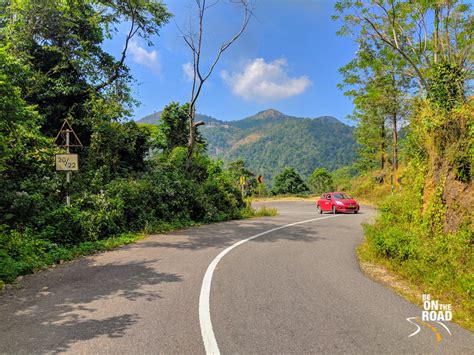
249, 109, 285, 120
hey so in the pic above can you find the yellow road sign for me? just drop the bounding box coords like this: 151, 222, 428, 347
257, 175, 264, 184
239, 175, 246, 185
55, 154, 78, 171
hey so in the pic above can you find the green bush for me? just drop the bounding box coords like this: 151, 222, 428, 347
38, 206, 89, 245
0, 229, 59, 282
365, 223, 418, 261
271, 167, 309, 195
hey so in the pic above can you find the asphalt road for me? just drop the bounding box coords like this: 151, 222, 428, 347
1, 201, 472, 354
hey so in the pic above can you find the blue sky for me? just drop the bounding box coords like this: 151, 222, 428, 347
104, 0, 358, 124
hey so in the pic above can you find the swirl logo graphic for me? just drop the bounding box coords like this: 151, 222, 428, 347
406, 294, 452, 343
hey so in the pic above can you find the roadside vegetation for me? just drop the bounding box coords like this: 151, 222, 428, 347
334, 0, 473, 329
0, 1, 267, 287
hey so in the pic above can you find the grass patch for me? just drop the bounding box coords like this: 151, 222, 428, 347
0, 231, 144, 285
250, 206, 278, 217
357, 239, 473, 332
0, 219, 200, 286
240, 204, 278, 218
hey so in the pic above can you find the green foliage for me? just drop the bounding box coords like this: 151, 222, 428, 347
0, 2, 261, 286
87, 120, 151, 180
0, 47, 53, 173
1, 0, 171, 141
364, 186, 473, 315
156, 101, 206, 153
428, 62, 466, 111
159, 102, 189, 151
365, 192, 422, 261
335, 1, 473, 327
331, 165, 360, 192
0, 151, 249, 283
271, 168, 309, 195
307, 168, 334, 194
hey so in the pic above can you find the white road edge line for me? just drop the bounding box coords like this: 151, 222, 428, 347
199, 215, 341, 355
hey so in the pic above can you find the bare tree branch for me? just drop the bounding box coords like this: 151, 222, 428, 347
183, 0, 253, 170
363, 16, 429, 92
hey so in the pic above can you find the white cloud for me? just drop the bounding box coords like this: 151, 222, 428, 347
182, 62, 195, 82
221, 58, 311, 102
128, 41, 161, 74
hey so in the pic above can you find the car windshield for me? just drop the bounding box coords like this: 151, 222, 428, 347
333, 193, 352, 199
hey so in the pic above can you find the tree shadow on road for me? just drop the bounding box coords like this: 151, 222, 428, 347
0, 259, 182, 354
134, 221, 326, 252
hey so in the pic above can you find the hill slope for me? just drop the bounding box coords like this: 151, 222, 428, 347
138, 109, 357, 180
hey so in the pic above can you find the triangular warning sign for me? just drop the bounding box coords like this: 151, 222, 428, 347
54, 119, 83, 148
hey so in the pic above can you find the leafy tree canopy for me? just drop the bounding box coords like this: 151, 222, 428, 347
308, 168, 334, 194
271, 167, 309, 195
0, 0, 171, 139
158, 102, 207, 153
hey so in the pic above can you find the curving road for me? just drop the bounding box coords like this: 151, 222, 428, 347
1, 201, 472, 354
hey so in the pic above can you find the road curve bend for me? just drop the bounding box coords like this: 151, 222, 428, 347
0, 201, 472, 354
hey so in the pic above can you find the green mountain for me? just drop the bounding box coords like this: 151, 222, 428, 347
138, 111, 221, 125
137, 109, 357, 180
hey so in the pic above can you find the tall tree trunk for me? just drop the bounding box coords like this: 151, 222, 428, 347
392, 112, 398, 171
434, 4, 440, 63
185, 105, 195, 170
381, 120, 386, 170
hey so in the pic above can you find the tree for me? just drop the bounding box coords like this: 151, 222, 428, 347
159, 102, 190, 152
181, 0, 253, 170
0, 0, 171, 139
271, 168, 309, 195
334, 0, 472, 98
338, 35, 410, 172
308, 168, 334, 194
158, 102, 207, 153
0, 46, 58, 227
87, 121, 151, 180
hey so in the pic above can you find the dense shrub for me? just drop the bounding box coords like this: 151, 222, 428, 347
0, 148, 250, 284
271, 167, 309, 195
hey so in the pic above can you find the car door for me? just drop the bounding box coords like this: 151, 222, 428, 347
323, 194, 332, 211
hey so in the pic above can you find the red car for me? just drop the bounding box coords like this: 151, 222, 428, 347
317, 192, 360, 214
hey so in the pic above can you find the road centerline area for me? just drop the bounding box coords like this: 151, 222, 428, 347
199, 215, 341, 355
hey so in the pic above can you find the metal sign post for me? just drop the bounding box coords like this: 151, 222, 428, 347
256, 175, 264, 198
66, 128, 71, 206
239, 175, 246, 198
54, 119, 82, 206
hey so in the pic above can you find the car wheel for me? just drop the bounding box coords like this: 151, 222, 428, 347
354, 210, 358, 214
332, 206, 337, 214
317, 205, 323, 214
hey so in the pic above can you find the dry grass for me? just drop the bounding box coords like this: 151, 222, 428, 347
357, 241, 474, 332
229, 133, 263, 151
358, 259, 422, 305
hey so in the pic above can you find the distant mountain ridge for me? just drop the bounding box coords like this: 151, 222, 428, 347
138, 111, 223, 125
137, 109, 357, 180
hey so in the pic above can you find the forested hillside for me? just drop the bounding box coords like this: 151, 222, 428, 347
139, 109, 357, 180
